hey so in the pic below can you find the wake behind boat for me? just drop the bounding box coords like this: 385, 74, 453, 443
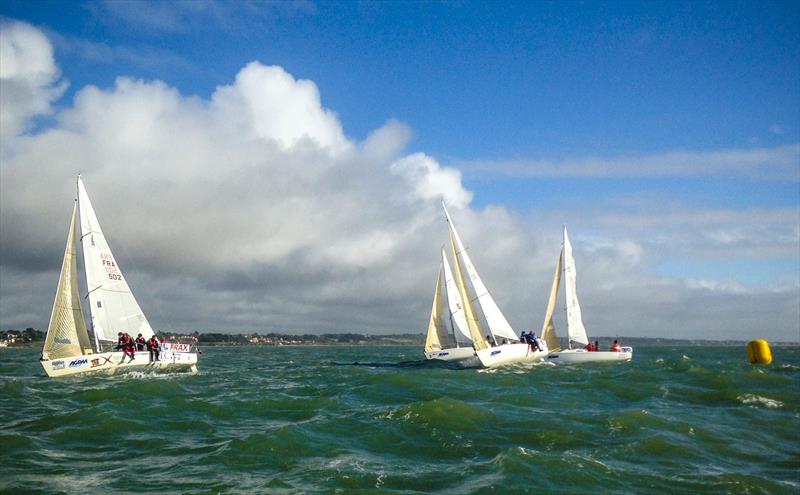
541, 226, 632, 365
40, 176, 198, 378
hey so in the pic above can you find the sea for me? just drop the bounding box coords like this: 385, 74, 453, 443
1, 345, 798, 494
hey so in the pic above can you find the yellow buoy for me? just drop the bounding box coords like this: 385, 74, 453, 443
746, 339, 773, 365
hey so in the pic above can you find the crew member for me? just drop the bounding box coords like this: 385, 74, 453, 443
147, 335, 160, 362
135, 333, 146, 351
611, 339, 621, 352
121, 332, 135, 362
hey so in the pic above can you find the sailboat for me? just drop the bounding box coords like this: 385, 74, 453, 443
423, 249, 478, 365
541, 226, 633, 364
441, 204, 549, 368
40, 176, 199, 378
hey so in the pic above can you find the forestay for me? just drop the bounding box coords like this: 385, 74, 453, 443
563, 226, 589, 346
78, 177, 154, 345
42, 203, 94, 360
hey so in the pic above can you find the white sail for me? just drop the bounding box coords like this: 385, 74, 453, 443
563, 226, 589, 346
539, 248, 563, 352
441, 249, 471, 346
42, 203, 94, 359
424, 265, 450, 352
442, 203, 518, 342
78, 176, 154, 345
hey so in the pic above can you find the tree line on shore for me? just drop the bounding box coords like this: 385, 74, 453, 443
1, 329, 425, 346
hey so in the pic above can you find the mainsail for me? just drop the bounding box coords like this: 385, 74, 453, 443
563, 226, 589, 346
424, 265, 450, 352
78, 176, 154, 346
539, 248, 563, 352
441, 249, 471, 346
443, 203, 518, 343
42, 203, 94, 360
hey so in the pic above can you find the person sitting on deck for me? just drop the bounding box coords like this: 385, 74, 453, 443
114, 332, 125, 351
146, 335, 160, 362
486, 334, 496, 347
611, 339, 621, 352
135, 333, 146, 351
584, 342, 594, 352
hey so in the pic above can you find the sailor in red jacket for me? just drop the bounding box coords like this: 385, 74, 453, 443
611, 339, 621, 352
121, 333, 135, 362
146, 335, 160, 362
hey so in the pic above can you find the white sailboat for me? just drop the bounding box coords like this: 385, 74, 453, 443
40, 176, 199, 378
542, 226, 632, 364
442, 204, 548, 368
423, 249, 478, 365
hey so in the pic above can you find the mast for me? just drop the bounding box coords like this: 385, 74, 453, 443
77, 175, 102, 353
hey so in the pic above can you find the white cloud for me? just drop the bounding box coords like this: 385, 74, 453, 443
769, 124, 785, 135
0, 21, 798, 342
211, 62, 351, 154
391, 152, 473, 208
0, 20, 67, 140
458, 144, 800, 180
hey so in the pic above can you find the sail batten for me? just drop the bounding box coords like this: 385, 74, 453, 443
563, 226, 589, 346
42, 203, 93, 360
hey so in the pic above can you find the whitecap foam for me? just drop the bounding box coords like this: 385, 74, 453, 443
737, 393, 783, 409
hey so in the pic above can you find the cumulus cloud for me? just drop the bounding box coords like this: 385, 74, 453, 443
0, 20, 67, 140
1, 20, 797, 342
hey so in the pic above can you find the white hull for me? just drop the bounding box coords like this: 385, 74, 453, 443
475, 342, 549, 368
545, 347, 633, 364
424, 346, 480, 366
41, 350, 198, 378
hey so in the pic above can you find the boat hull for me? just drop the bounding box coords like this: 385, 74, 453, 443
475, 342, 549, 368
546, 347, 633, 364
40, 350, 198, 378
424, 346, 480, 367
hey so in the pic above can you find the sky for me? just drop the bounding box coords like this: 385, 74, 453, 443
0, 0, 798, 341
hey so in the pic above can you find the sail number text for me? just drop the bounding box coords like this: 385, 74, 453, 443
101, 254, 123, 281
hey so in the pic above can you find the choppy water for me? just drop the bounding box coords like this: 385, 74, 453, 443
1, 345, 798, 494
